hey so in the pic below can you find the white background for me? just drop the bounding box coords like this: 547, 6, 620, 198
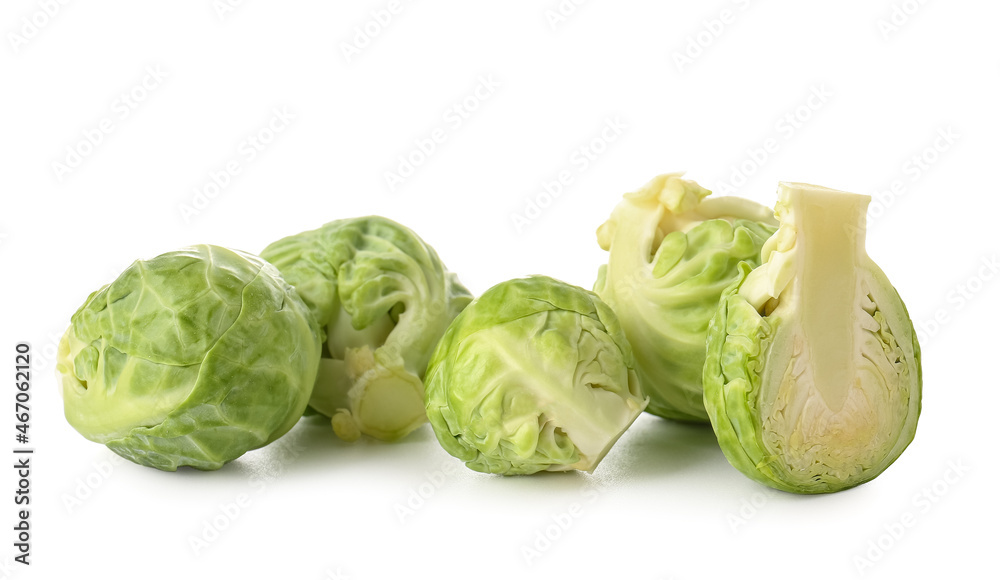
1, 1, 997, 579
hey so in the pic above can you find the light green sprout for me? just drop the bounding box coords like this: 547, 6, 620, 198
57, 245, 320, 471
703, 182, 922, 493
595, 172, 778, 422
425, 276, 647, 475
261, 216, 472, 442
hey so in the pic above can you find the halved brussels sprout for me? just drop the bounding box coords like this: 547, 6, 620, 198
425, 276, 647, 475
595, 172, 777, 421
703, 183, 921, 493
261, 216, 472, 442
57, 245, 321, 471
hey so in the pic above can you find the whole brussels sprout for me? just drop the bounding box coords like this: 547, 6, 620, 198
425, 276, 647, 475
57, 245, 321, 471
703, 183, 922, 494
595, 173, 777, 422
261, 216, 472, 442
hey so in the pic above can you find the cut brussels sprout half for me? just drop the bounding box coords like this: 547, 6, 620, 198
57, 245, 321, 471
595, 172, 777, 422
425, 276, 648, 475
262, 216, 472, 442
703, 183, 921, 493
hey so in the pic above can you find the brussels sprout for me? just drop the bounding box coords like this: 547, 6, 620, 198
57, 245, 321, 471
261, 217, 472, 442
595, 173, 777, 422
425, 276, 647, 475
703, 183, 922, 494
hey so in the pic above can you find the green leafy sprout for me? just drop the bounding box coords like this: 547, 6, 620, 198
703, 182, 921, 493
425, 276, 647, 475
57, 245, 320, 471
595, 172, 778, 422
261, 216, 472, 442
